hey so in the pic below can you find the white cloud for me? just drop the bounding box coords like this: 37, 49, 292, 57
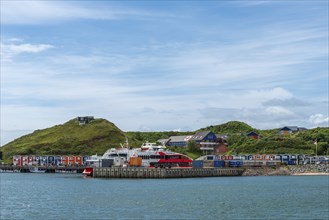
153, 27, 327, 93
200, 88, 294, 109
1, 1, 173, 25
265, 106, 294, 116
7, 38, 23, 42
262, 98, 309, 107
309, 114, 329, 126
1, 42, 54, 61
1, 1, 113, 25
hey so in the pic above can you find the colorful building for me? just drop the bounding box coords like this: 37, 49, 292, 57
278, 126, 307, 135
13, 155, 89, 166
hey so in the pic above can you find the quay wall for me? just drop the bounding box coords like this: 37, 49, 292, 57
0, 165, 85, 173
92, 167, 245, 178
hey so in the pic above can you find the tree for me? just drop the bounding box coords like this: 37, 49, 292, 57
187, 141, 200, 153
317, 142, 329, 155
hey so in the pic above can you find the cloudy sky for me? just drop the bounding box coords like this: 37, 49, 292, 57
1, 0, 328, 145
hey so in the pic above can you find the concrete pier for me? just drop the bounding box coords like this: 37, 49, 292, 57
92, 167, 245, 178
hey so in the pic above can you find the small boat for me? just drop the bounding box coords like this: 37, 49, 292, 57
29, 167, 46, 173
82, 167, 93, 177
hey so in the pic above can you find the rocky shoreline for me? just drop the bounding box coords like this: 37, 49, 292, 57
242, 164, 329, 176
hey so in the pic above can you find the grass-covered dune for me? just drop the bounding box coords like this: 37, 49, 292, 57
1, 118, 126, 161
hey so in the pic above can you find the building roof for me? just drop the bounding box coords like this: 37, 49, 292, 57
281, 126, 298, 131
280, 126, 307, 132
168, 135, 192, 142
190, 131, 212, 141
246, 131, 259, 136
157, 139, 170, 145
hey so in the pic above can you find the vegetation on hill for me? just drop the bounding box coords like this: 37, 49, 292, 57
198, 121, 255, 135
125, 131, 194, 148
228, 127, 329, 155
1, 118, 126, 162
1, 118, 328, 162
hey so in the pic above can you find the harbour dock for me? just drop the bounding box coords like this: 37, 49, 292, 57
0, 165, 86, 173
92, 167, 245, 178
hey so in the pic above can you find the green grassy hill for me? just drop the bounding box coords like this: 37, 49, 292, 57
1, 118, 328, 162
1, 118, 126, 161
198, 121, 255, 135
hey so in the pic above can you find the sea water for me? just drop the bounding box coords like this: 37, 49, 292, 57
0, 173, 328, 220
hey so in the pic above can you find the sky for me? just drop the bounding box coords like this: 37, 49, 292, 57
1, 0, 328, 145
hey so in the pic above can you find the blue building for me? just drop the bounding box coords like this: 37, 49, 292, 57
165, 131, 218, 148
167, 135, 193, 147
190, 131, 217, 147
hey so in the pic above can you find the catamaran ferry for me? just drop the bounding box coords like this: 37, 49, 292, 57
86, 142, 192, 168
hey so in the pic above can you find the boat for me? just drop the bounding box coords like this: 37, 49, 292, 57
85, 154, 102, 167
29, 167, 46, 173
100, 142, 192, 168
82, 167, 93, 177
83, 154, 102, 176
140, 142, 166, 151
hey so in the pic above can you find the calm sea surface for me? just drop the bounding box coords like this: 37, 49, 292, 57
0, 173, 328, 220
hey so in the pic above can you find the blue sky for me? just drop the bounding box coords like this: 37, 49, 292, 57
1, 0, 328, 145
